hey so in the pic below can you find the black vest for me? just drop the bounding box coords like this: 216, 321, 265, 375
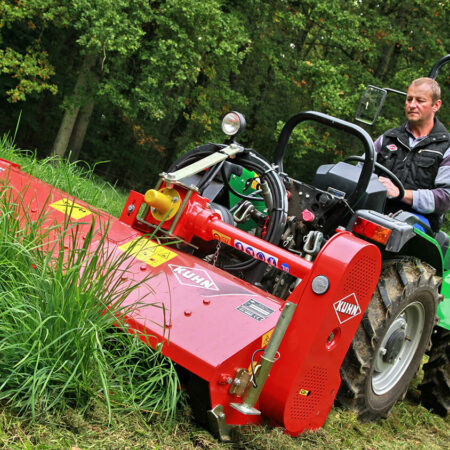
377, 118, 450, 231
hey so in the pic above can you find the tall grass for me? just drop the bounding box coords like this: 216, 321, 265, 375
0, 134, 126, 217
0, 141, 181, 422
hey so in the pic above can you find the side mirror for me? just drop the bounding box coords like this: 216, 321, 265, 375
355, 85, 387, 125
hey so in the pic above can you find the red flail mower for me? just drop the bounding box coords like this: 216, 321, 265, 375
1, 108, 448, 440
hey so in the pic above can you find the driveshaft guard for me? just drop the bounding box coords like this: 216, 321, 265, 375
258, 231, 381, 435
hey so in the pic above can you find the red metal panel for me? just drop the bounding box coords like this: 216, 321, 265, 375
258, 231, 381, 435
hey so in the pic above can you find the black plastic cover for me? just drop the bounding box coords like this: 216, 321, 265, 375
313, 162, 386, 212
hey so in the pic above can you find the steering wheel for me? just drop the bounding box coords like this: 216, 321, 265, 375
344, 155, 405, 200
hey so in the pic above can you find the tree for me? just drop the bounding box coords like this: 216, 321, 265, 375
0, 0, 448, 189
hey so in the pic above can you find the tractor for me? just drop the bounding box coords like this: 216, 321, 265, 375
0, 56, 448, 441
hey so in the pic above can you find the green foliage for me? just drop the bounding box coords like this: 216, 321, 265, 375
0, 0, 448, 186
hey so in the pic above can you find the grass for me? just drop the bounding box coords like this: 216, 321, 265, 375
0, 134, 127, 218
0, 136, 449, 448
0, 138, 181, 427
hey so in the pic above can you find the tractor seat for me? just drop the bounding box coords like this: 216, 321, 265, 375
392, 210, 449, 257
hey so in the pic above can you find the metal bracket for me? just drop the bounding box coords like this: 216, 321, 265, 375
162, 144, 243, 183
228, 368, 251, 396
207, 405, 234, 442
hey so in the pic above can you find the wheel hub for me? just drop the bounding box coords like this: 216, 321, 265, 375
372, 301, 425, 395
383, 328, 406, 364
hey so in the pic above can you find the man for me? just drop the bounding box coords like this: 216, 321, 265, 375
375, 77, 450, 232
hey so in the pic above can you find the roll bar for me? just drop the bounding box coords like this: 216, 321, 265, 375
273, 111, 375, 206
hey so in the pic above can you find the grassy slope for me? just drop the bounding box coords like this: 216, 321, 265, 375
0, 140, 448, 449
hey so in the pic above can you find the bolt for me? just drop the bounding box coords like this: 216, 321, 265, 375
233, 379, 241, 386
172, 196, 179, 202
226, 377, 233, 384
127, 204, 135, 214
379, 347, 387, 356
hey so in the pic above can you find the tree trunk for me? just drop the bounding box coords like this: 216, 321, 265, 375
51, 104, 80, 158
68, 100, 95, 162
51, 53, 97, 158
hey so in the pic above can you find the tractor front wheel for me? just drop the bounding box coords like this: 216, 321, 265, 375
336, 258, 440, 421
419, 326, 450, 417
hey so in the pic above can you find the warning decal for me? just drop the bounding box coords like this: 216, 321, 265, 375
237, 299, 274, 322
212, 230, 232, 245
119, 238, 177, 267
261, 328, 274, 347
50, 198, 92, 220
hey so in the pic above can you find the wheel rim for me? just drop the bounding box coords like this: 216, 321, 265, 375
372, 301, 425, 395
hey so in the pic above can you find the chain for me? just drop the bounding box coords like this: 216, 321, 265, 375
212, 241, 222, 267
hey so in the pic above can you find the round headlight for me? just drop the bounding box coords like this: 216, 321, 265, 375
221, 112, 246, 136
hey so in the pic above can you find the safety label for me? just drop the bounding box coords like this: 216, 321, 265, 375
169, 265, 218, 290
299, 389, 311, 397
237, 299, 274, 322
212, 230, 232, 245
119, 238, 177, 267
261, 328, 274, 347
333, 293, 361, 324
234, 239, 278, 267
50, 198, 92, 220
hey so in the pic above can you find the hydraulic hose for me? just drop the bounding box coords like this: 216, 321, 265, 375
167, 144, 288, 272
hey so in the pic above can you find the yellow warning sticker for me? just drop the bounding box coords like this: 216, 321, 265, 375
119, 238, 177, 267
299, 389, 311, 397
50, 198, 92, 219
212, 230, 231, 245
261, 329, 274, 348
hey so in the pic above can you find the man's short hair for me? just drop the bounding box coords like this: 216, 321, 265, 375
411, 77, 441, 103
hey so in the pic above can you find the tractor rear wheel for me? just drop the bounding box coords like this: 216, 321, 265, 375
419, 326, 450, 417
336, 258, 440, 421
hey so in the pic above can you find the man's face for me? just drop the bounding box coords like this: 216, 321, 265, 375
405, 83, 441, 128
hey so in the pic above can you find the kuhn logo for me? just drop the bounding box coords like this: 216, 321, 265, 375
169, 265, 218, 291
333, 293, 361, 324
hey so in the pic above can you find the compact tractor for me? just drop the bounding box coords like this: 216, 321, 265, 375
0, 56, 448, 440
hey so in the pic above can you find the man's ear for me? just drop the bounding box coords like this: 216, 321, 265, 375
433, 99, 442, 113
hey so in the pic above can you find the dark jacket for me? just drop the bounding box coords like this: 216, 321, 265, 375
377, 118, 450, 231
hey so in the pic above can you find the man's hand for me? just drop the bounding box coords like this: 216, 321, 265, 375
378, 176, 413, 204
378, 176, 400, 198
